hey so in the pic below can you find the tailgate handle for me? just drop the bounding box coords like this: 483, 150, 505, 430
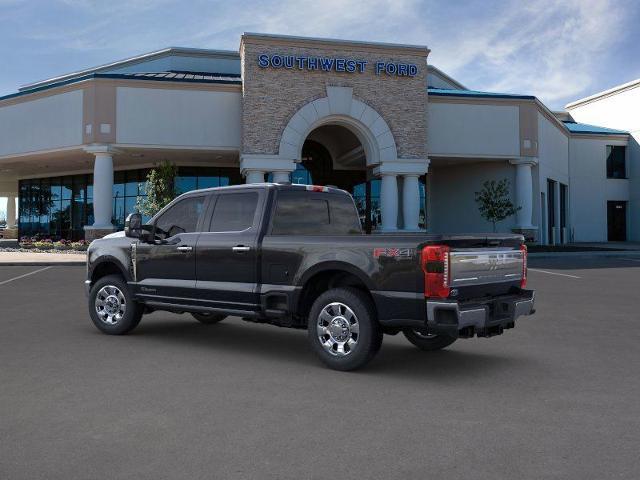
232, 245, 251, 253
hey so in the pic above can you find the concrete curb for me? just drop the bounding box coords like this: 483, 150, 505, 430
529, 251, 640, 258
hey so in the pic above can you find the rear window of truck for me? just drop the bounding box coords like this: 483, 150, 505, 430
271, 191, 361, 235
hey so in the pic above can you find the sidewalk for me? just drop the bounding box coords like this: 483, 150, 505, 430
0, 251, 86, 266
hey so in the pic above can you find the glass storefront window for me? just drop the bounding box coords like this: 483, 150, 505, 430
176, 176, 197, 194
18, 166, 242, 240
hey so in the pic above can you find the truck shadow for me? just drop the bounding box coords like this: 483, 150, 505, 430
131, 316, 533, 380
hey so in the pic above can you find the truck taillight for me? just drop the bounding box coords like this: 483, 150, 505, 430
520, 244, 528, 289
422, 245, 450, 298
306, 185, 328, 192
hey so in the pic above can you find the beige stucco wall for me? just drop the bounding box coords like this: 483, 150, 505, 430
115, 86, 242, 148
569, 136, 629, 242
0, 90, 83, 157
567, 85, 640, 241
240, 36, 428, 160
427, 101, 520, 157
428, 161, 517, 234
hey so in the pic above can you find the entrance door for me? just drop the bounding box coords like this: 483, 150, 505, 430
607, 201, 627, 241
547, 179, 556, 244
540, 192, 547, 244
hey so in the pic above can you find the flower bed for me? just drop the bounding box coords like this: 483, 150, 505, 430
18, 237, 90, 252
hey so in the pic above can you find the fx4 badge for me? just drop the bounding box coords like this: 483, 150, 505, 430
373, 247, 414, 259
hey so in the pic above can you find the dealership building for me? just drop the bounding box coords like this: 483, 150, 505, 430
0, 33, 637, 242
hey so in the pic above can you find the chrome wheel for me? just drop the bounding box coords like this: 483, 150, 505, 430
317, 302, 359, 357
94, 285, 126, 325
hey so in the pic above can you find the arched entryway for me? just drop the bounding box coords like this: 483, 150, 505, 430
272, 123, 426, 233
243, 86, 429, 232
301, 124, 374, 232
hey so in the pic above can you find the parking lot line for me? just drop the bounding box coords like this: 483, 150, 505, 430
0, 266, 52, 286
528, 268, 581, 279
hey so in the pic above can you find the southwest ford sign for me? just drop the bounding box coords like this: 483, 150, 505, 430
257, 54, 418, 77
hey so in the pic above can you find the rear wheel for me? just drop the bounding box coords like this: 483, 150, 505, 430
308, 287, 382, 371
403, 329, 456, 351
89, 274, 143, 335
191, 312, 226, 324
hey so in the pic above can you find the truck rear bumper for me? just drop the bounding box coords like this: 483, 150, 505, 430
426, 289, 535, 338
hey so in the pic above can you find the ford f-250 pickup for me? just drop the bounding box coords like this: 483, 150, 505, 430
85, 183, 535, 370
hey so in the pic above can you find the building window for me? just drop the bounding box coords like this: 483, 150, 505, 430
606, 145, 626, 179
419, 176, 427, 230
18, 166, 242, 240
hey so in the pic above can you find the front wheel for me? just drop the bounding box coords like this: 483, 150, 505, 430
308, 287, 382, 371
89, 274, 143, 335
403, 329, 457, 351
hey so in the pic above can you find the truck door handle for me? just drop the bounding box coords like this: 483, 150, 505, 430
177, 246, 193, 252
232, 245, 251, 253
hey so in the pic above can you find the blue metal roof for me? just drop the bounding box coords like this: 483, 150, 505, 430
562, 121, 628, 135
0, 71, 242, 102
428, 87, 535, 100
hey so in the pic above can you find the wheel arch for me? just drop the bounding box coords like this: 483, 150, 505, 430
295, 261, 376, 322
90, 257, 131, 284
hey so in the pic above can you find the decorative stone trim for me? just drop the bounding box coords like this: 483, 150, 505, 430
373, 159, 429, 176
240, 154, 295, 177
278, 85, 398, 166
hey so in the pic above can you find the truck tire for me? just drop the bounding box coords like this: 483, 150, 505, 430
403, 329, 457, 351
308, 287, 382, 371
191, 312, 226, 324
89, 274, 143, 335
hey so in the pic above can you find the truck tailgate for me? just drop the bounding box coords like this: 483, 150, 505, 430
449, 249, 524, 288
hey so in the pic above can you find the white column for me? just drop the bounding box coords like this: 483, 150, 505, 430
380, 173, 398, 232
6, 195, 16, 229
241, 154, 295, 185
402, 174, 421, 231
92, 152, 114, 228
245, 170, 265, 184
375, 160, 428, 233
510, 158, 536, 229
272, 171, 290, 183
84, 145, 117, 231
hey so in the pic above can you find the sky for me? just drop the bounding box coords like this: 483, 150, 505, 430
1, 0, 639, 215
1, 0, 639, 108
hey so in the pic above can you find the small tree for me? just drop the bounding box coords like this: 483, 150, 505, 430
474, 179, 520, 232
136, 161, 179, 217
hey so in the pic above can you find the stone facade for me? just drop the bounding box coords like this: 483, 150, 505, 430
240, 35, 429, 161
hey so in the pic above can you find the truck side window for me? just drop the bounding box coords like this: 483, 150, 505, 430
155, 196, 205, 237
209, 192, 258, 232
328, 195, 362, 234
272, 191, 361, 235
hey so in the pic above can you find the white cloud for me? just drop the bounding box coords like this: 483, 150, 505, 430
2, 0, 636, 108
425, 0, 631, 107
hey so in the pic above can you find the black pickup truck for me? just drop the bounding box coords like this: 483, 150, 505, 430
85, 183, 534, 370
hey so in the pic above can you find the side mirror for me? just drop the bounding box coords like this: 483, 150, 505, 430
124, 213, 143, 238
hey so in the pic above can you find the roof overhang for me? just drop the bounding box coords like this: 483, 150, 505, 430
565, 78, 640, 110
19, 47, 240, 93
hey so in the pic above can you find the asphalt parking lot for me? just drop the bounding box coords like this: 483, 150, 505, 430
1, 257, 639, 479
